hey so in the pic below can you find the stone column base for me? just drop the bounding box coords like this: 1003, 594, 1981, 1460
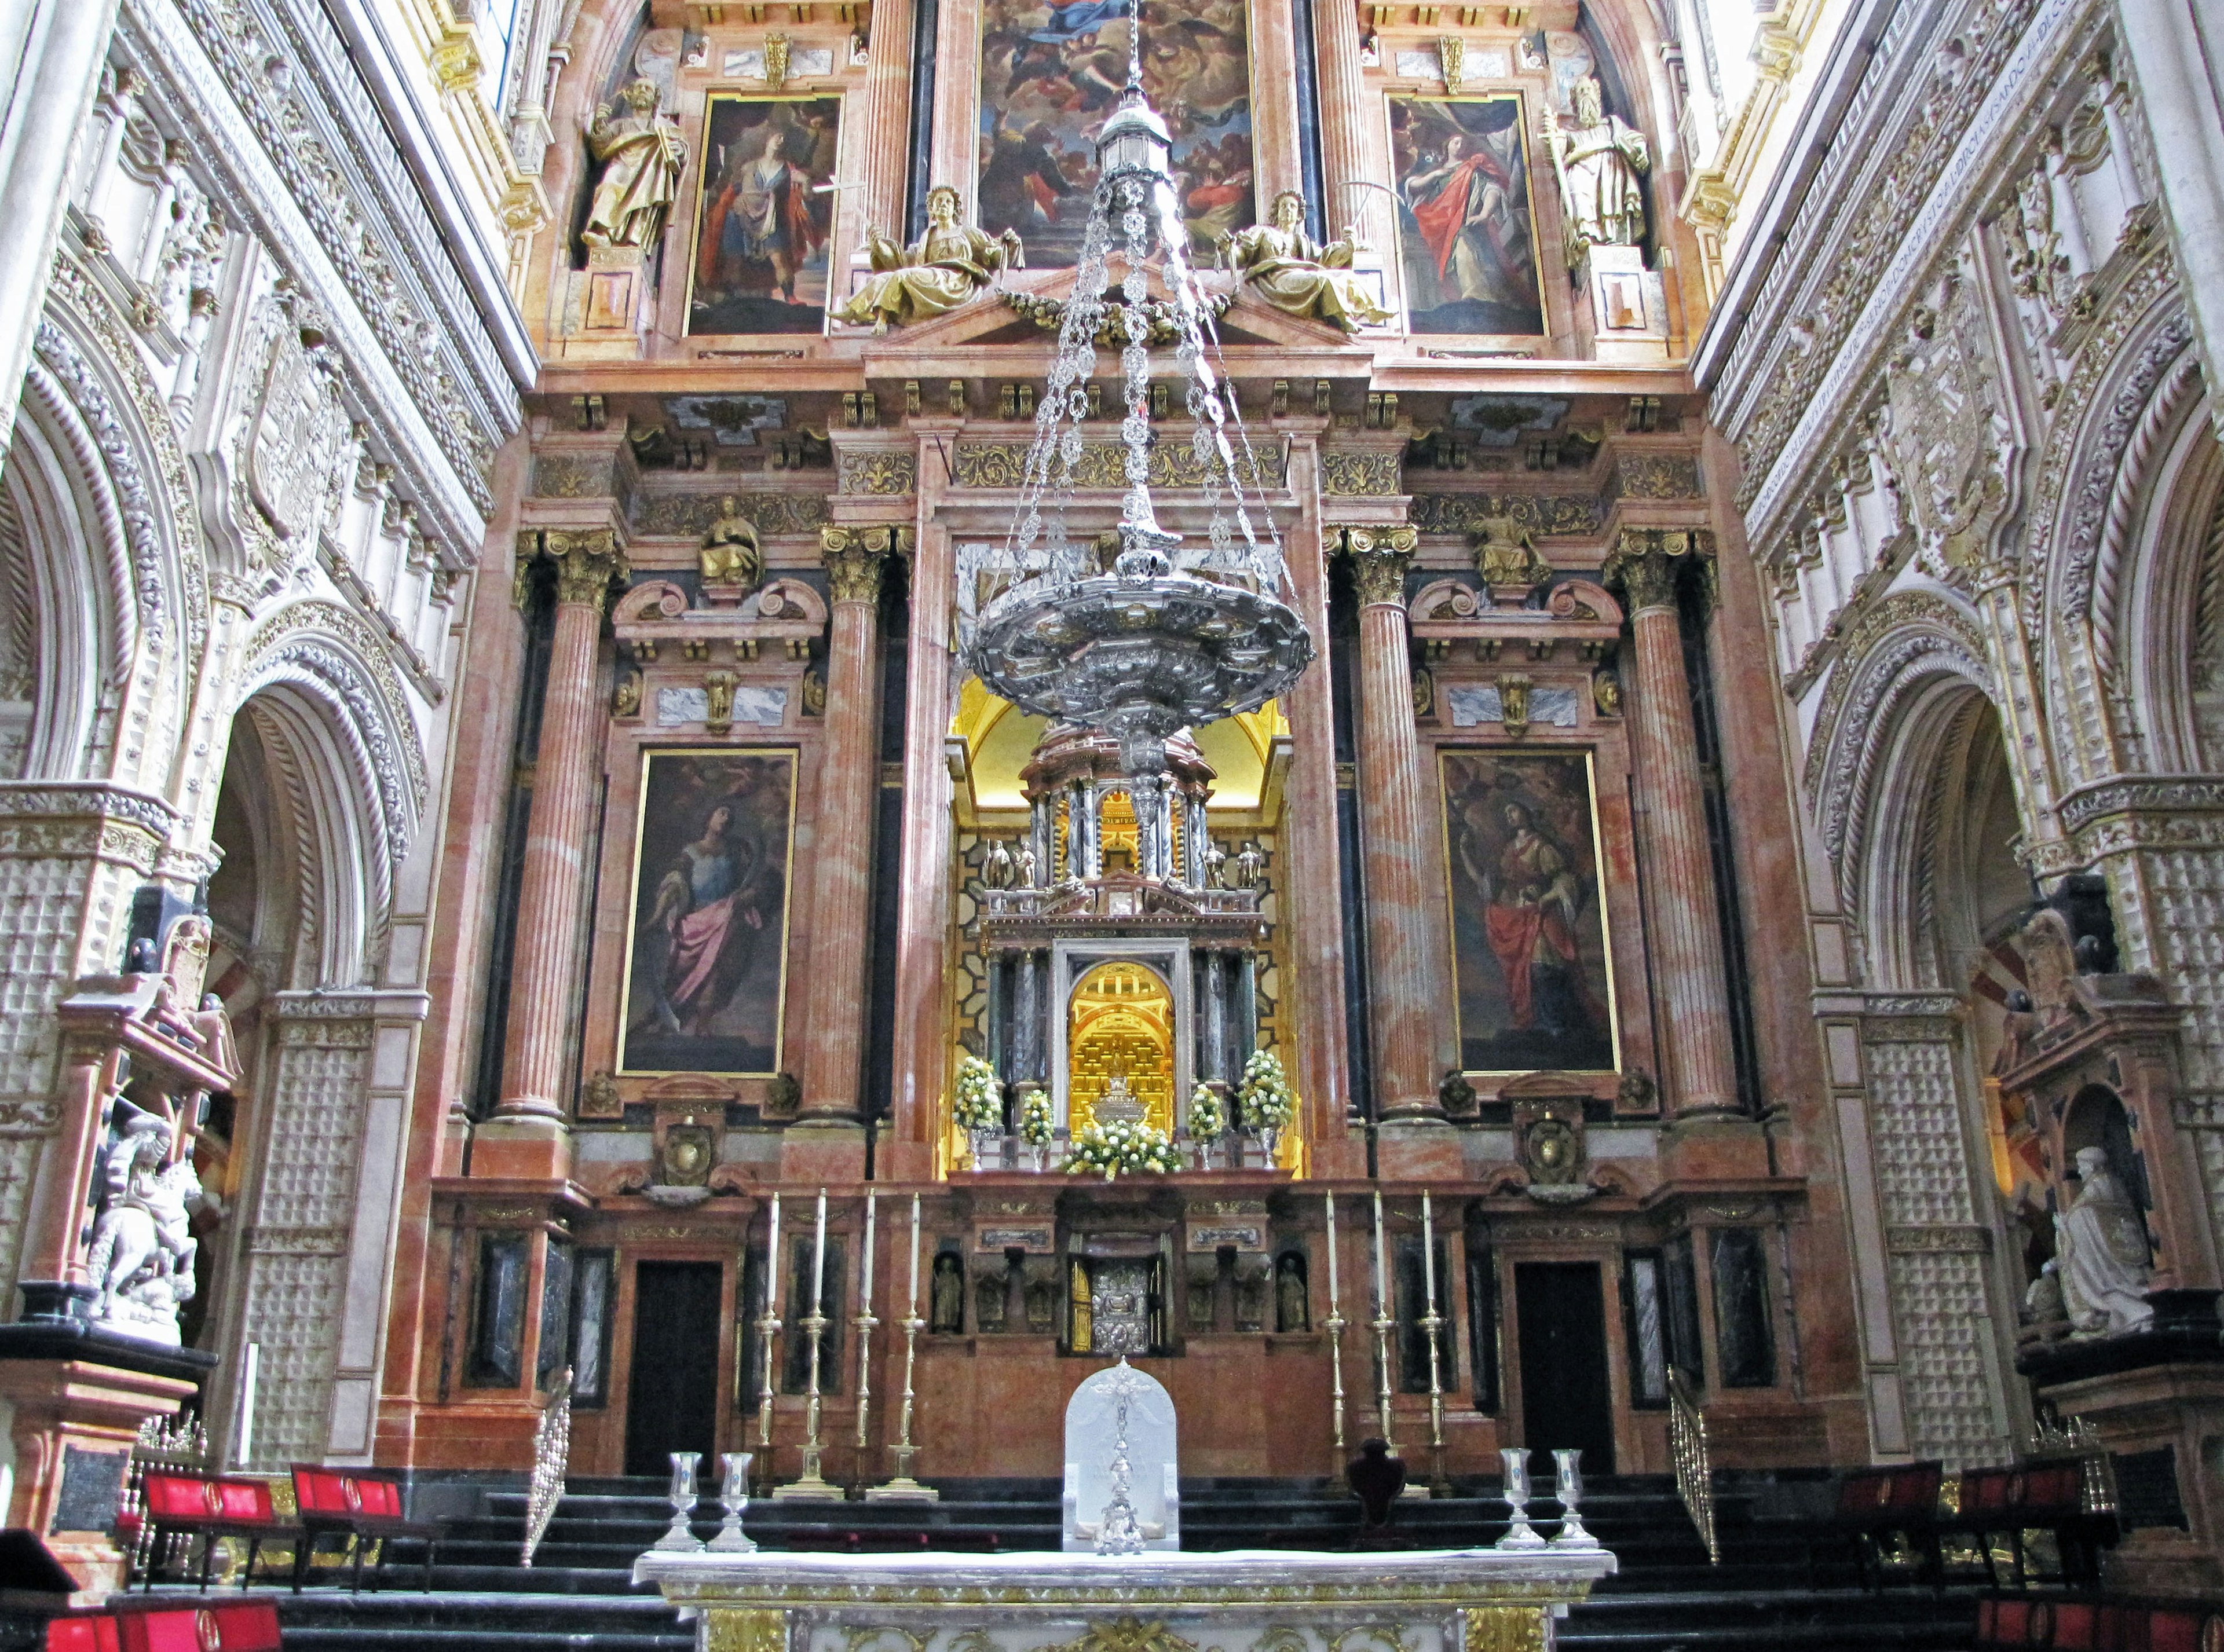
781, 1120, 868, 1183
1374, 1118, 1464, 1180
2039, 1360, 2224, 1597
0, 1355, 201, 1600
470, 1111, 575, 1180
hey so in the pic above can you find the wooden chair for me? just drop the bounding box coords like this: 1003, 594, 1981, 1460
288, 1465, 441, 1592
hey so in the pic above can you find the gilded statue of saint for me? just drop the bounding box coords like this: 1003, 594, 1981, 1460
1219, 192, 1392, 332
834, 185, 1023, 334
700, 497, 763, 590
1474, 514, 1550, 595
1540, 76, 1651, 269
583, 79, 689, 253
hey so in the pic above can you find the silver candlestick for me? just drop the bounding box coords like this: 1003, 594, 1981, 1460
1550, 1448, 1600, 1550
774, 1188, 843, 1500
708, 1452, 756, 1551
652, 1452, 704, 1551
1419, 1191, 1448, 1496
1323, 1191, 1348, 1475
755, 1196, 784, 1492
1495, 1448, 1546, 1550
1370, 1189, 1398, 1452
853, 1190, 879, 1478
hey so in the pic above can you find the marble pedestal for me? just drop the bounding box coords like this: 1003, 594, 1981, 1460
636, 1545, 1617, 1652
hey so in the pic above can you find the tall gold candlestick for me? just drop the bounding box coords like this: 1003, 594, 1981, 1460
1323, 1190, 1348, 1474
1370, 1189, 1397, 1452
773, 1188, 842, 1499
866, 1191, 938, 1501
853, 1190, 879, 1460
755, 1193, 783, 1480
1420, 1189, 1448, 1493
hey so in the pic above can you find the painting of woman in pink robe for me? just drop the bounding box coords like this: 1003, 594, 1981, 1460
1441, 752, 1615, 1073
621, 752, 794, 1075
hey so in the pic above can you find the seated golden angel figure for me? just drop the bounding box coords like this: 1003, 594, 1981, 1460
1219, 191, 1392, 332
833, 185, 1024, 334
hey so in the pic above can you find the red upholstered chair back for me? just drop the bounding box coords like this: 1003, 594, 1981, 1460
42, 1615, 122, 1652
110, 1600, 282, 1652
291, 1465, 355, 1515
353, 1475, 403, 1517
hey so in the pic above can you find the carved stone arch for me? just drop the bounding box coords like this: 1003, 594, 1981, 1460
1805, 595, 1995, 907
27, 276, 214, 786
2031, 292, 2200, 786
2102, 383, 2224, 775
233, 613, 429, 986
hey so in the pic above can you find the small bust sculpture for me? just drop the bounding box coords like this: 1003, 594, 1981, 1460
1593, 669, 1622, 717
583, 78, 689, 254
2055, 1145, 2156, 1337
1541, 76, 1651, 269
700, 498, 763, 592
1219, 191, 1392, 332
834, 185, 1023, 334
1474, 514, 1551, 597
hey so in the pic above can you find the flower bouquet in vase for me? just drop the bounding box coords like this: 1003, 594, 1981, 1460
1185, 1085, 1227, 1170
1017, 1087, 1055, 1171
1236, 1049, 1295, 1167
953, 1054, 1004, 1172
1063, 1116, 1183, 1182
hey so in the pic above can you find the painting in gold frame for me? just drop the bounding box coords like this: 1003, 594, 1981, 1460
1389, 93, 1548, 337
618, 748, 797, 1075
1439, 748, 1619, 1074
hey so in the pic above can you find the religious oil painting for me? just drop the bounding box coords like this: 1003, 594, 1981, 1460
685, 96, 840, 335
1439, 750, 1618, 1074
976, 0, 1254, 268
619, 749, 796, 1075
1390, 94, 1547, 336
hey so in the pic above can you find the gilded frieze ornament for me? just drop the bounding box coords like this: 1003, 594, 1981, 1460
835, 185, 1024, 334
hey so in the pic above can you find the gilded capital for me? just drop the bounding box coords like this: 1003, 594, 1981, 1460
822, 525, 909, 605
1601, 527, 1712, 616
1343, 525, 1419, 606
545, 529, 630, 611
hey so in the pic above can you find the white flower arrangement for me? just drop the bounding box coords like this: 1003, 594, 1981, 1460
1017, 1087, 1055, 1147
952, 1054, 1004, 1131
1185, 1085, 1227, 1140
1236, 1049, 1296, 1133
1063, 1117, 1182, 1181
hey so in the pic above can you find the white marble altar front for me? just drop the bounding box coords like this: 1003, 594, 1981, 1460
634, 1546, 1618, 1652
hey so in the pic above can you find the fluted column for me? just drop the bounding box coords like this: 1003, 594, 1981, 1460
1604, 529, 1739, 1119
797, 528, 897, 1124
1346, 526, 1442, 1120
498, 529, 626, 1123
1312, 0, 1375, 244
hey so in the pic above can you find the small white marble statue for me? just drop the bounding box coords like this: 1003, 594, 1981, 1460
85, 1111, 205, 1346
1062, 1356, 1180, 1553
2055, 1145, 2155, 1337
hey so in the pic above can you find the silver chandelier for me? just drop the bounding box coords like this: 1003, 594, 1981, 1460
959, 14, 1313, 779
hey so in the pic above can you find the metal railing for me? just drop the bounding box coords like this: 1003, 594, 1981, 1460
520, 1368, 572, 1567
1667, 1367, 1720, 1565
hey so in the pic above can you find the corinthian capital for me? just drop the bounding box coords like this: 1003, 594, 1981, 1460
1340, 524, 1420, 606
822, 525, 913, 604
543, 529, 630, 611
1601, 527, 1713, 615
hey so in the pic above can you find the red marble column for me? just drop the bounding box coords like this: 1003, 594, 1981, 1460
794, 529, 898, 1155
1346, 526, 1443, 1123
1604, 529, 1740, 1119
494, 530, 625, 1137
1313, 0, 1376, 246
1280, 442, 1355, 1172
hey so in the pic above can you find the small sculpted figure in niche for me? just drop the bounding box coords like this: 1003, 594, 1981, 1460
583, 79, 689, 252
982, 838, 1017, 889
2055, 1145, 2156, 1336
1275, 1252, 1309, 1331
930, 1250, 965, 1333
835, 186, 1024, 334
700, 499, 764, 592
1231, 841, 1264, 891
1473, 514, 1551, 598
1541, 76, 1651, 269
1219, 191, 1391, 332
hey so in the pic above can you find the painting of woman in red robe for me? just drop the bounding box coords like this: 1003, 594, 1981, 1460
1441, 752, 1615, 1072
1392, 95, 1545, 336
687, 97, 837, 335
621, 751, 795, 1074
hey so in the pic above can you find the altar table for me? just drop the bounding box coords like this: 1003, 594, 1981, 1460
634, 1544, 1618, 1652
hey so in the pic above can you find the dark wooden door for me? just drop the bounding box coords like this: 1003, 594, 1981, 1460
1514, 1261, 1615, 1476
624, 1261, 722, 1477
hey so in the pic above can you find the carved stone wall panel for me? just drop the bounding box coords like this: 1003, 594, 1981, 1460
231, 1015, 376, 1466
